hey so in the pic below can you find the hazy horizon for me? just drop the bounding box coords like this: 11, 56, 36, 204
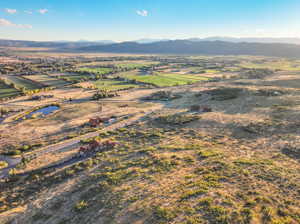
4, 36, 300, 43
0, 0, 300, 42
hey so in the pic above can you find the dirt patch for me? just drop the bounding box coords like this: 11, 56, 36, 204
142, 90, 182, 101
18, 149, 78, 173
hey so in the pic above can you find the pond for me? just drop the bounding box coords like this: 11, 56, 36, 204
25, 105, 59, 119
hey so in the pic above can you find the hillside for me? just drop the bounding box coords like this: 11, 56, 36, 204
77, 40, 300, 57
1, 54, 300, 223
0, 39, 114, 49
190, 37, 300, 45
1, 53, 300, 224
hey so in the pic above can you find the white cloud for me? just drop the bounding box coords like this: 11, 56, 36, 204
136, 10, 148, 17
0, 18, 13, 26
24, 10, 33, 15
0, 18, 32, 29
5, 8, 17, 14
38, 9, 48, 14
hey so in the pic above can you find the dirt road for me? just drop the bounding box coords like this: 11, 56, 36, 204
0, 110, 156, 179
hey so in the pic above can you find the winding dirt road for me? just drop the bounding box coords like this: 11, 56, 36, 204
0, 110, 157, 179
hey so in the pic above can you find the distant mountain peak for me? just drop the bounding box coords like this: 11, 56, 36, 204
76, 39, 300, 57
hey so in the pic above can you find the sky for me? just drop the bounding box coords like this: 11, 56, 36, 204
0, 0, 300, 42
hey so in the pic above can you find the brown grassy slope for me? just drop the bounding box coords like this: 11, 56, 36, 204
1, 71, 300, 223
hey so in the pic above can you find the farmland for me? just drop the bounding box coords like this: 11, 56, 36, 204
1, 51, 300, 224
76, 60, 159, 68
77, 67, 113, 75
115, 63, 153, 69
3, 75, 44, 90
49, 72, 91, 82
24, 74, 69, 87
0, 81, 20, 99
91, 79, 139, 91
123, 72, 209, 87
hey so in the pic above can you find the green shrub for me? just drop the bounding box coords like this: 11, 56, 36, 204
201, 87, 243, 101
7, 149, 22, 156
0, 161, 8, 169
154, 206, 176, 221
240, 208, 253, 223
74, 200, 88, 212
156, 114, 200, 125
198, 149, 221, 159
92, 89, 119, 100
180, 189, 207, 201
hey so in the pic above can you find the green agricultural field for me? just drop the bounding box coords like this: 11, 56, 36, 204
78, 67, 113, 75
60, 74, 90, 82
49, 72, 91, 82
4, 76, 44, 90
0, 81, 20, 99
76, 60, 159, 68
24, 74, 69, 87
91, 79, 139, 91
115, 63, 153, 69
124, 72, 209, 87
48, 72, 78, 77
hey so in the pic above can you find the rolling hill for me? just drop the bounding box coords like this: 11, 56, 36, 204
0, 39, 115, 49
76, 40, 300, 57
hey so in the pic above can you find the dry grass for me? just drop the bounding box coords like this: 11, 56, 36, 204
1, 57, 300, 223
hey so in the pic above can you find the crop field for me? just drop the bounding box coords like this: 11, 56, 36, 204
115, 63, 153, 69
48, 72, 78, 77
0, 81, 20, 99
24, 74, 69, 87
49, 72, 90, 81
76, 60, 159, 68
4, 75, 44, 90
60, 74, 91, 82
91, 79, 139, 91
123, 72, 209, 87
78, 67, 113, 75
49, 72, 94, 82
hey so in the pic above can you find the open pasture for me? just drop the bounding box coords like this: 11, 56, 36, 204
123, 72, 209, 87
0, 81, 20, 99
4, 75, 44, 90
61, 74, 91, 82
115, 63, 154, 69
76, 60, 159, 68
77, 67, 113, 75
24, 74, 69, 87
49, 72, 95, 82
91, 79, 139, 91
48, 72, 78, 77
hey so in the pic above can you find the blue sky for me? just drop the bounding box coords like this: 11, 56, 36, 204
0, 0, 300, 41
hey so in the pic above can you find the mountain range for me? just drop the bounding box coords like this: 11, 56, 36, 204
0, 39, 114, 48
76, 40, 300, 58
189, 37, 300, 45
2, 37, 300, 57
